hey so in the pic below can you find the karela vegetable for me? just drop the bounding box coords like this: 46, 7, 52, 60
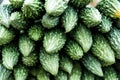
107, 27, 120, 59
0, 25, 15, 45
60, 54, 73, 74
0, 64, 12, 80
14, 65, 28, 80
28, 24, 43, 41
82, 54, 103, 77
22, 0, 43, 19
96, 15, 112, 33
70, 0, 92, 8
103, 67, 118, 80
41, 13, 59, 29
10, 11, 28, 30
2, 44, 19, 70
54, 70, 68, 80
97, 0, 120, 19
79, 7, 102, 28
19, 35, 35, 57
91, 33, 115, 66
43, 29, 66, 54
61, 6, 78, 33
81, 69, 95, 80
22, 52, 38, 67
39, 48, 59, 75
45, 0, 68, 16
70, 24, 92, 53
36, 66, 50, 80
64, 40, 83, 60
68, 63, 82, 80
9, 0, 24, 9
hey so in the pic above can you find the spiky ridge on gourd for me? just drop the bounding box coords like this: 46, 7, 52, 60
22, 0, 43, 19
0, 25, 15, 45
10, 12, 27, 30
43, 29, 66, 54
59, 55, 73, 74
82, 54, 103, 77
2, 44, 19, 70
0, 64, 12, 80
79, 7, 102, 28
14, 65, 28, 80
0, 4, 12, 28
103, 67, 118, 80
96, 0, 120, 19
36, 66, 50, 80
68, 63, 82, 80
70, 24, 92, 53
54, 71, 68, 80
9, 0, 24, 9
61, 6, 78, 33
107, 27, 120, 59
91, 33, 115, 65
41, 13, 59, 29
19, 35, 35, 57
28, 24, 43, 41
39, 48, 59, 76
45, 0, 68, 16
22, 52, 38, 67
81, 69, 95, 80
64, 40, 83, 60
96, 15, 112, 33
70, 0, 92, 8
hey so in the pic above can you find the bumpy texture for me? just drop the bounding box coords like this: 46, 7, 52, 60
43, 29, 66, 54
91, 33, 115, 66
79, 7, 102, 28
39, 48, 59, 76
45, 0, 68, 16
61, 6, 78, 33
64, 40, 83, 60
19, 35, 35, 56
54, 71, 68, 80
97, 0, 120, 19
70, 24, 92, 53
42, 13, 59, 29
2, 44, 19, 70
82, 54, 103, 77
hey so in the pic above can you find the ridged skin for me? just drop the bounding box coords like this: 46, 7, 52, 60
97, 15, 112, 33
2, 44, 19, 70
45, 0, 68, 16
60, 55, 73, 74
43, 29, 66, 54
82, 54, 103, 77
70, 24, 92, 53
54, 71, 68, 80
9, 0, 24, 9
39, 48, 59, 76
14, 65, 28, 80
61, 6, 78, 33
107, 27, 120, 59
10, 12, 27, 30
69, 63, 82, 80
91, 33, 115, 66
0, 25, 15, 45
79, 7, 102, 28
42, 13, 59, 29
103, 67, 118, 80
19, 35, 35, 57
28, 24, 43, 41
37, 66, 50, 80
64, 40, 83, 60
97, 0, 120, 19
0, 64, 11, 80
